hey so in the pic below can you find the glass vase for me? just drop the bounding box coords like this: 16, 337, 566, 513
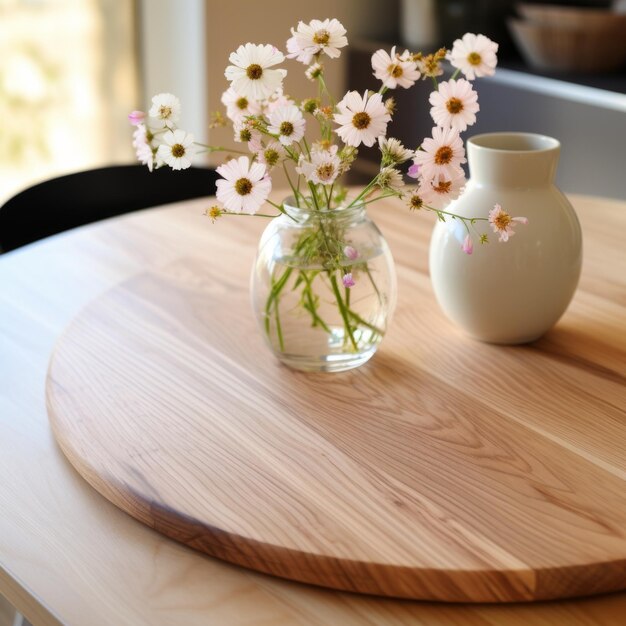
251, 199, 397, 372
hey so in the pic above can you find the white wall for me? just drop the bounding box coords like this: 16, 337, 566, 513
139, 0, 207, 143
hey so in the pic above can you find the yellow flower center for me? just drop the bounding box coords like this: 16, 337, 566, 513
493, 212, 512, 230
352, 111, 371, 130
159, 105, 172, 119
388, 64, 403, 78
468, 52, 482, 66
434, 146, 453, 165
207, 206, 222, 222
446, 97, 464, 114
239, 128, 252, 142
313, 29, 330, 45
264, 148, 280, 166
171, 144, 185, 158
235, 177, 253, 195
434, 180, 452, 194
409, 194, 423, 210
246, 64, 263, 80
279, 121, 294, 136
316, 163, 335, 181
236, 97, 248, 110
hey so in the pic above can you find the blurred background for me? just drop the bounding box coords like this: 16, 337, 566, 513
1, 0, 625, 205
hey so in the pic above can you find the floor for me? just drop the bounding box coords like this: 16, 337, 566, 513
0, 594, 32, 626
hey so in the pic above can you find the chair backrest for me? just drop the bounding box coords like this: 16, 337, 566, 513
0, 165, 218, 252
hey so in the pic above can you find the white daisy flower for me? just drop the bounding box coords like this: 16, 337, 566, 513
377, 166, 405, 192
148, 93, 181, 129
220, 87, 261, 122
420, 171, 466, 209
132, 124, 154, 172
371, 46, 420, 90
296, 144, 341, 185
216, 156, 272, 214
250, 139, 286, 170
448, 33, 498, 80
334, 90, 391, 148
156, 129, 195, 170
412, 126, 466, 180
267, 104, 306, 146
233, 117, 262, 146
224, 43, 287, 101
429, 78, 479, 132
286, 18, 348, 64
378, 136, 414, 165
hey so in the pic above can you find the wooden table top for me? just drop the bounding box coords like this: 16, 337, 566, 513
1, 192, 626, 624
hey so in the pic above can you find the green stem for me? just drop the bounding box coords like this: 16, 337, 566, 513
221, 211, 280, 218
193, 143, 247, 154
266, 199, 297, 221
263, 233, 314, 342
300, 271, 332, 334
347, 309, 385, 337
358, 191, 402, 207
283, 161, 299, 205
265, 266, 294, 335
317, 73, 336, 107
347, 176, 379, 208
329, 272, 358, 351
424, 205, 489, 223
365, 266, 383, 306
274, 293, 284, 351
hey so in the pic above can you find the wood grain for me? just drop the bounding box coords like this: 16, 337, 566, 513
44, 195, 626, 603
2, 192, 626, 624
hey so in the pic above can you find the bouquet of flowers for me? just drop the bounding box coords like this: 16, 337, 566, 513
128, 19, 527, 371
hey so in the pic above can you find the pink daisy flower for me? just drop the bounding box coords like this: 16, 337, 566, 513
371, 46, 420, 90
448, 33, 498, 80
216, 156, 272, 214
220, 87, 261, 122
286, 18, 348, 65
296, 144, 341, 185
488, 204, 528, 242
132, 124, 154, 171
429, 78, 479, 132
334, 90, 391, 148
412, 126, 466, 180
420, 171, 466, 210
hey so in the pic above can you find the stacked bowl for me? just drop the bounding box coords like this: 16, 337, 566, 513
508, 3, 626, 72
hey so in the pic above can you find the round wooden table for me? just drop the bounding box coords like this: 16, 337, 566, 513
1, 192, 625, 624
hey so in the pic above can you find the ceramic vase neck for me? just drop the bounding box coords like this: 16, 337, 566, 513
467, 133, 560, 187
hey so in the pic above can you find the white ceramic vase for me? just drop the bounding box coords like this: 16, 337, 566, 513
429, 132, 583, 344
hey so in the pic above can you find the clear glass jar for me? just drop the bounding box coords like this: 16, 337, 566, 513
251, 198, 397, 372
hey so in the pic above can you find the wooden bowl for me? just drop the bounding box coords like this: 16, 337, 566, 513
517, 3, 626, 30
507, 17, 626, 73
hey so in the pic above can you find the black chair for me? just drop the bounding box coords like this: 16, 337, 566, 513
0, 164, 218, 253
